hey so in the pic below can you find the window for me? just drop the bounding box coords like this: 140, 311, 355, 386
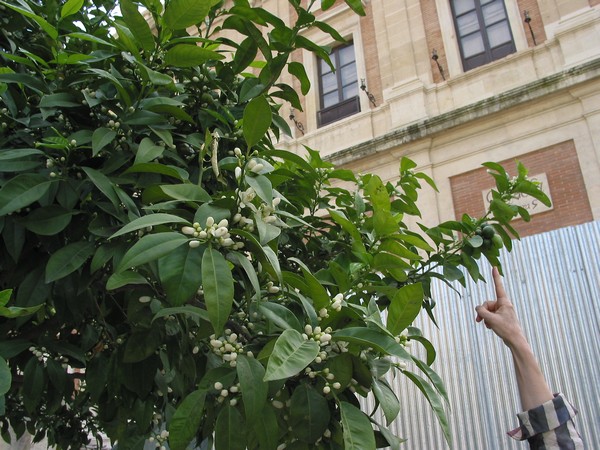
317, 43, 360, 127
450, 0, 516, 71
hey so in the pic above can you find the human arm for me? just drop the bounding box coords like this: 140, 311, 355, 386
475, 267, 584, 449
474, 266, 553, 410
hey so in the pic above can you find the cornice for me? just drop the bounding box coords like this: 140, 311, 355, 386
325, 57, 600, 165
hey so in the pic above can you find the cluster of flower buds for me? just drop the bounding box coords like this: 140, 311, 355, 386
29, 346, 69, 368
394, 330, 411, 347
208, 329, 250, 367
213, 381, 241, 406
232, 209, 255, 232
182, 217, 243, 250
318, 292, 345, 321
148, 428, 169, 450
238, 187, 257, 209
302, 325, 333, 363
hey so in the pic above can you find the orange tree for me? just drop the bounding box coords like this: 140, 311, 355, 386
0, 0, 550, 448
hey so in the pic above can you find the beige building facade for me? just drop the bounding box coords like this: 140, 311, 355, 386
274, 0, 600, 237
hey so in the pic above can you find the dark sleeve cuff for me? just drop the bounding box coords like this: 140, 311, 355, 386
507, 393, 578, 440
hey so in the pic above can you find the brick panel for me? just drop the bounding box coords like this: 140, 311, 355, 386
360, 1, 382, 108
419, 0, 446, 83
516, 0, 547, 47
449, 140, 593, 237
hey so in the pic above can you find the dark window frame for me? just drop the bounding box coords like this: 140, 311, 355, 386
317, 43, 360, 127
450, 0, 516, 71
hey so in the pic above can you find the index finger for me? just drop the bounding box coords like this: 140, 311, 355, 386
492, 266, 508, 303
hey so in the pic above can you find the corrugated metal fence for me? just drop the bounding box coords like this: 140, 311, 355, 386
367, 220, 600, 449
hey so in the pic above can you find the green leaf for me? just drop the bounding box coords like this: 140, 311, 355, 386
164, 44, 224, 67
106, 271, 149, 290
387, 283, 423, 335
0, 0, 58, 39
159, 244, 204, 306
412, 358, 449, 406
45, 241, 95, 283
110, 213, 190, 239
251, 406, 278, 450
0, 303, 43, 319
169, 389, 207, 450
125, 163, 187, 181
92, 128, 117, 156
82, 167, 120, 207
244, 174, 273, 204
340, 402, 376, 450
121, 0, 155, 52
152, 305, 210, 323
289, 384, 330, 443
264, 329, 319, 381
0, 174, 52, 216
288, 62, 310, 95
163, 0, 213, 29
0, 72, 48, 95
123, 329, 162, 363
327, 209, 368, 260
259, 302, 302, 332
372, 379, 400, 425
0, 289, 10, 307
215, 405, 246, 450
288, 257, 330, 309
403, 370, 451, 446
236, 355, 268, 424
243, 95, 272, 148
39, 93, 79, 108
61, 0, 84, 18
332, 328, 411, 361
22, 358, 45, 413
21, 205, 75, 235
134, 137, 165, 164
202, 246, 234, 334
0, 356, 10, 395
227, 251, 261, 301
117, 232, 189, 271
160, 184, 212, 202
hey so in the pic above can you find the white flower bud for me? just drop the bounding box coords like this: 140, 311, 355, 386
182, 226, 196, 235
192, 346, 199, 354
219, 238, 233, 247
217, 219, 229, 228
272, 400, 284, 409
234, 147, 242, 156
198, 230, 208, 239
333, 382, 341, 389
206, 216, 215, 227
268, 284, 280, 294
234, 166, 242, 180
229, 398, 238, 406
220, 389, 229, 397
214, 382, 223, 390
304, 325, 313, 335
319, 334, 332, 343
272, 197, 281, 207
250, 163, 264, 173
318, 308, 328, 318
247, 159, 257, 170
139, 296, 151, 303
188, 240, 201, 248
322, 386, 331, 394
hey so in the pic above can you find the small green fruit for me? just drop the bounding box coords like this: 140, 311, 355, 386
482, 225, 495, 239
491, 234, 504, 249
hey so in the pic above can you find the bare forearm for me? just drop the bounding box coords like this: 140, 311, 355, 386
509, 337, 554, 411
